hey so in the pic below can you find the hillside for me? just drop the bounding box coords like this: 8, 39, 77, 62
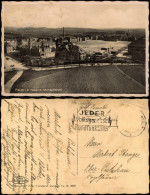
4, 27, 145, 39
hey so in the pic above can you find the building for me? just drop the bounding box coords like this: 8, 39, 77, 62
70, 36, 78, 43
128, 37, 145, 63
82, 37, 86, 41
19, 39, 56, 58
9, 39, 18, 49
92, 35, 98, 40
94, 52, 103, 61
77, 37, 82, 42
4, 39, 18, 54
21, 38, 29, 48
20, 47, 40, 56
4, 42, 14, 54
79, 49, 87, 61
55, 42, 80, 64
98, 35, 104, 40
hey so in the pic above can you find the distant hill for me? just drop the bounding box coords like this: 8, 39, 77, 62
4, 27, 145, 39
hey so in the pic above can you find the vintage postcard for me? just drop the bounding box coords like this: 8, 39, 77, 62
1, 98, 149, 194
1, 1, 149, 96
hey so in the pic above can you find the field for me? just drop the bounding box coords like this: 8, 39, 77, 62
75, 40, 131, 54
117, 65, 145, 86
11, 65, 145, 94
5, 70, 18, 84
12, 69, 62, 83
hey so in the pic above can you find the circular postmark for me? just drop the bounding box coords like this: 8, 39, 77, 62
119, 111, 147, 137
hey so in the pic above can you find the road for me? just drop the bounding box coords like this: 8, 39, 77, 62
4, 56, 29, 71
11, 65, 145, 94
5, 70, 23, 93
4, 56, 29, 93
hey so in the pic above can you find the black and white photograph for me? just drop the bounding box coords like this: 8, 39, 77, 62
2, 1, 149, 96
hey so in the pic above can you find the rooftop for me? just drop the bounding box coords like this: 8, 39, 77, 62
129, 37, 145, 47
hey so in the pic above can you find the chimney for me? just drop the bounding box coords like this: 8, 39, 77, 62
63, 27, 65, 37
28, 38, 31, 50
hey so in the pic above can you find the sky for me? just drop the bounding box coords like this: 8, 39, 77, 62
3, 1, 148, 29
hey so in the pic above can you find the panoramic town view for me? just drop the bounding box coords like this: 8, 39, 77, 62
3, 2, 147, 94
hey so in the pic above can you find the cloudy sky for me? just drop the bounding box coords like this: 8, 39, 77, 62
3, 1, 148, 29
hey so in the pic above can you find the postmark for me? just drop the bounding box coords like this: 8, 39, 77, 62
119, 111, 147, 137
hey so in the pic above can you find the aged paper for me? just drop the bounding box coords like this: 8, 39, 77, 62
1, 98, 149, 194
1, 1, 149, 97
